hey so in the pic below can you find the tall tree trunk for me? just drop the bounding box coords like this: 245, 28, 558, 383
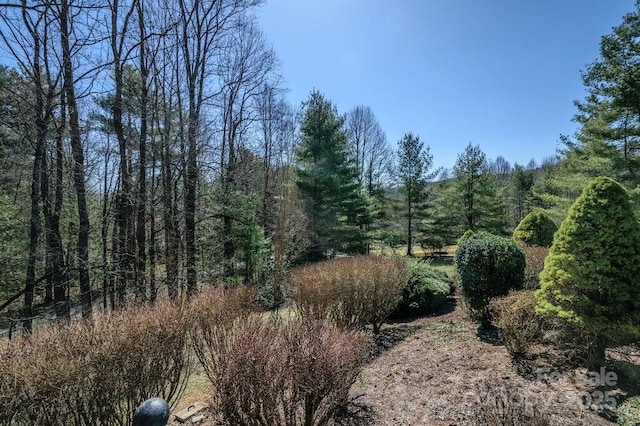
23, 137, 43, 334
111, 0, 133, 307
149, 142, 157, 302
60, 0, 92, 319
102, 150, 111, 310
185, 100, 198, 296
406, 192, 413, 257
135, 0, 148, 303
43, 102, 70, 322
161, 105, 179, 299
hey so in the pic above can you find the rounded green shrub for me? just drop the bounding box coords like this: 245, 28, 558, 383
537, 176, 640, 368
392, 260, 453, 317
455, 231, 525, 323
513, 210, 558, 247
618, 396, 640, 426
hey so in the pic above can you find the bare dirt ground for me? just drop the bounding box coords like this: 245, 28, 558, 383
173, 297, 640, 425
337, 297, 639, 426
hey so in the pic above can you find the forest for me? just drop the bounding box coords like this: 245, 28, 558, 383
2, 0, 640, 424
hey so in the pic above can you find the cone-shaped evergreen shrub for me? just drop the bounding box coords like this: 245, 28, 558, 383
537, 176, 640, 367
455, 231, 525, 324
513, 210, 558, 247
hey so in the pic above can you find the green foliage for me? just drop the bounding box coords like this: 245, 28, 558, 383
513, 210, 558, 247
295, 90, 371, 259
536, 177, 640, 359
618, 396, 640, 426
0, 194, 27, 298
452, 143, 508, 235
395, 132, 439, 256
537, 4, 640, 224
425, 179, 463, 244
458, 229, 475, 245
508, 164, 535, 226
455, 231, 525, 323
380, 230, 405, 247
393, 260, 452, 317
574, 4, 640, 191
420, 235, 445, 254
533, 136, 615, 224
197, 187, 272, 284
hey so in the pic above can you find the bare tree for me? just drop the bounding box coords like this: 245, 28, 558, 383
0, 0, 71, 331
254, 84, 287, 234
134, 0, 148, 303
108, 0, 138, 307
56, 0, 92, 319
346, 105, 392, 195
175, 0, 262, 294
490, 155, 512, 177
216, 19, 277, 277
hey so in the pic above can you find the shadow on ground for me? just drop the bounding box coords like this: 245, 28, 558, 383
370, 297, 459, 361
476, 323, 502, 346
334, 396, 375, 426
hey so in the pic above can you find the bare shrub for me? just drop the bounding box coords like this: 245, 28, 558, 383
472, 379, 550, 425
289, 255, 408, 333
195, 314, 370, 425
0, 299, 191, 425
189, 286, 258, 382
520, 244, 549, 290
541, 320, 609, 369
490, 291, 543, 360
91, 298, 192, 424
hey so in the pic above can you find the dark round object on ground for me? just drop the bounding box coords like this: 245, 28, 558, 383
133, 398, 170, 426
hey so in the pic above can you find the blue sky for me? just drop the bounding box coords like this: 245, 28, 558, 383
256, 1, 636, 170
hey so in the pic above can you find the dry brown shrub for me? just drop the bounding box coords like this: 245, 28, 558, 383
0, 299, 191, 425
472, 379, 550, 425
289, 255, 408, 333
189, 286, 258, 382
520, 244, 549, 290
490, 291, 543, 360
196, 314, 370, 426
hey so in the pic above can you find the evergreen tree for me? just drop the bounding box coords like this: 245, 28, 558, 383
537, 3, 640, 222
574, 4, 640, 189
395, 132, 438, 256
294, 90, 370, 259
537, 176, 640, 367
513, 210, 558, 247
453, 143, 507, 234
425, 179, 461, 245
508, 164, 534, 226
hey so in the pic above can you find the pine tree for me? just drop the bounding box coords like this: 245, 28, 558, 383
294, 90, 370, 259
453, 143, 507, 234
395, 132, 438, 256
